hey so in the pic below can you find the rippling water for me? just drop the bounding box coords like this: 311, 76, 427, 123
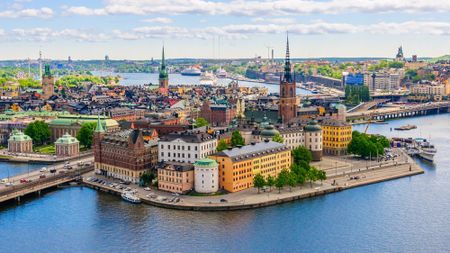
1, 114, 449, 253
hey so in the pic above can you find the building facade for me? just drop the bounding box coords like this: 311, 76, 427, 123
200, 101, 236, 127
194, 158, 219, 194
158, 132, 217, 164
94, 118, 155, 183
304, 120, 323, 161
210, 141, 291, 193
321, 118, 352, 156
55, 133, 79, 157
49, 115, 119, 141
157, 162, 194, 194
8, 130, 33, 153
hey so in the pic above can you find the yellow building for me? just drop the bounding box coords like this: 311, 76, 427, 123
209, 141, 291, 193
321, 118, 352, 156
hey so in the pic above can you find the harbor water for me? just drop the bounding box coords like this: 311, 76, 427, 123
91, 72, 312, 94
1, 113, 449, 252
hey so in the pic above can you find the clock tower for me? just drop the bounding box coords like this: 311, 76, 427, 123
279, 35, 297, 124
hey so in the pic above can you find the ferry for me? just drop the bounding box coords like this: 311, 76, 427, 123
216, 68, 228, 78
121, 191, 142, 204
415, 138, 437, 162
181, 67, 201, 76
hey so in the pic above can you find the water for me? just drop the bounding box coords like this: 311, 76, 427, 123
1, 115, 450, 253
92, 72, 312, 94
0, 162, 42, 180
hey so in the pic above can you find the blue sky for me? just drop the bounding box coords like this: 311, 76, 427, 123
0, 0, 449, 60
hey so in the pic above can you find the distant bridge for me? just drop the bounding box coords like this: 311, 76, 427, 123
347, 101, 450, 122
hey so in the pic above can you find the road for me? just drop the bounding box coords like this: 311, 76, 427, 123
0, 156, 93, 190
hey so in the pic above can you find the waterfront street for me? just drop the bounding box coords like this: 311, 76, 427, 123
81, 148, 421, 211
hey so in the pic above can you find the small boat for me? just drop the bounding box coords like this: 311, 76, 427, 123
121, 191, 142, 204
394, 124, 417, 131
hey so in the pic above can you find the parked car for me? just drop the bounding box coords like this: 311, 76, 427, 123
20, 179, 28, 183
39, 174, 46, 179
40, 167, 47, 172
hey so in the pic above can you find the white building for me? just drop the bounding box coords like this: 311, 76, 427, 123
158, 132, 217, 164
304, 120, 323, 161
194, 158, 219, 193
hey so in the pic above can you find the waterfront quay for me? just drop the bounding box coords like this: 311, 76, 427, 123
0, 156, 93, 203
82, 148, 422, 211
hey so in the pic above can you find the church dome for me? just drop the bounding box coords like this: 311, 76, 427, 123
260, 124, 280, 138
304, 120, 322, 132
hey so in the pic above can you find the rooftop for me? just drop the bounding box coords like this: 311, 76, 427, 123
213, 141, 288, 161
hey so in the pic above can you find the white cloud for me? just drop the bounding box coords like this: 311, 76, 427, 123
142, 17, 173, 24
9, 28, 109, 42
2, 20, 449, 43
64, 0, 450, 17
0, 7, 53, 18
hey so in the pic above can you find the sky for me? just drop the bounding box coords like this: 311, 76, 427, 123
0, 0, 449, 60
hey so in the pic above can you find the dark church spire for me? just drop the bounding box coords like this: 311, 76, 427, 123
283, 32, 292, 83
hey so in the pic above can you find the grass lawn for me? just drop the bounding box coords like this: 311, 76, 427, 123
34, 145, 55, 154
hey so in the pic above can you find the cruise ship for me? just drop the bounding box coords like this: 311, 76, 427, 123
181, 66, 201, 76
199, 71, 217, 85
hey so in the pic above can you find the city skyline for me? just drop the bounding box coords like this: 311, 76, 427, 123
0, 0, 449, 60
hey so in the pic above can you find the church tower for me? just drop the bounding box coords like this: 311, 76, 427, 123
93, 114, 105, 172
159, 46, 169, 95
279, 35, 297, 124
41, 64, 54, 100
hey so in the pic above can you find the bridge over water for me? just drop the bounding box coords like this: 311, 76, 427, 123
347, 101, 450, 122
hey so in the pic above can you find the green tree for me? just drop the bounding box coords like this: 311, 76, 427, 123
266, 175, 275, 192
272, 133, 284, 143
25, 120, 51, 146
292, 146, 313, 164
305, 168, 318, 188
140, 171, 156, 186
216, 139, 229, 152
275, 169, 289, 193
194, 117, 209, 128
230, 130, 245, 147
253, 173, 266, 194
77, 122, 96, 148
287, 171, 297, 192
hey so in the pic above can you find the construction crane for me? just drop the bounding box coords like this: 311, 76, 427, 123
364, 111, 376, 134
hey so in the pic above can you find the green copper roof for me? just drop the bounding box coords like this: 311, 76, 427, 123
159, 46, 168, 79
44, 64, 51, 77
95, 114, 105, 133
55, 133, 79, 144
304, 120, 322, 132
260, 124, 280, 138
9, 129, 32, 142
194, 158, 218, 168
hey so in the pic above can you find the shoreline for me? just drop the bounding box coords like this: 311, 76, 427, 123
82, 161, 423, 212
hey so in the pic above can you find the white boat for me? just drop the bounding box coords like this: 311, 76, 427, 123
415, 138, 436, 162
199, 71, 217, 85
181, 67, 201, 76
216, 68, 228, 78
121, 192, 142, 204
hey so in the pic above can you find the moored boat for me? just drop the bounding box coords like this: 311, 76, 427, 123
121, 191, 142, 204
394, 124, 417, 131
181, 67, 201, 76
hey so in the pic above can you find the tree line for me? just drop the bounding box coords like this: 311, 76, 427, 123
253, 146, 327, 193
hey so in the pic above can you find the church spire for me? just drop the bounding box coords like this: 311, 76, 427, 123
95, 113, 105, 133
283, 32, 292, 83
159, 46, 168, 80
